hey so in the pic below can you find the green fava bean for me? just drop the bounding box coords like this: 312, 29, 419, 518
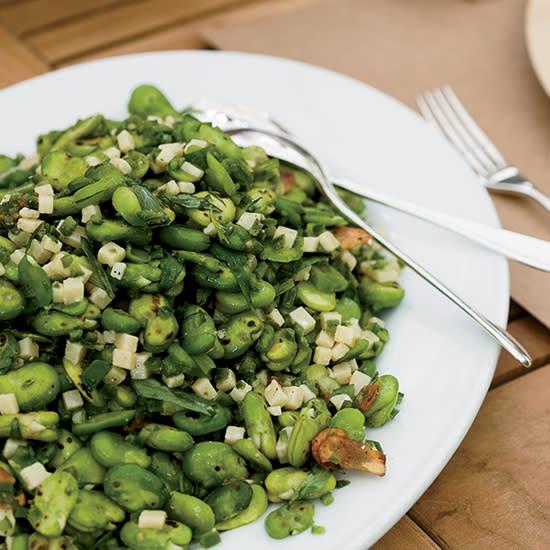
204, 151, 237, 196
328, 408, 366, 441
0, 411, 59, 442
72, 409, 136, 436
51, 298, 89, 317
150, 452, 190, 493
120, 519, 192, 550
216, 484, 268, 531
104, 463, 168, 512
265, 467, 307, 501
296, 281, 336, 312
18, 254, 51, 307
232, 439, 273, 473
73, 171, 125, 209
264, 500, 315, 539
0, 279, 25, 321
138, 423, 194, 452
287, 398, 331, 468
26, 534, 76, 550
241, 391, 277, 461
205, 480, 253, 523
181, 304, 216, 355
123, 150, 150, 179
143, 311, 179, 353
181, 441, 249, 489
60, 448, 106, 485
27, 470, 79, 536
215, 280, 276, 315
167, 492, 216, 535
334, 296, 362, 322
42, 151, 88, 191
90, 431, 151, 468
0, 362, 59, 411
363, 374, 400, 427
68, 489, 125, 533
32, 310, 90, 337
128, 293, 171, 326
187, 191, 236, 227
101, 307, 141, 333
158, 224, 211, 251
310, 263, 349, 293
244, 187, 276, 215
85, 218, 152, 246
266, 328, 298, 371
49, 430, 82, 469
278, 411, 299, 428
219, 312, 264, 360
0, 331, 18, 374
358, 276, 405, 311
191, 264, 239, 291
173, 404, 230, 436
128, 84, 182, 120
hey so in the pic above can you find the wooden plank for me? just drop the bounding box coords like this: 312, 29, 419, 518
27, 0, 265, 65
409, 365, 550, 550
492, 316, 550, 388
0, 0, 129, 36
372, 515, 442, 550
56, 0, 316, 66
0, 22, 49, 89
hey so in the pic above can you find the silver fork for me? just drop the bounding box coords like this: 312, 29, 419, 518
417, 85, 550, 212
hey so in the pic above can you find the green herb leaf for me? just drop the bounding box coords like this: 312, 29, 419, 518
290, 466, 333, 504
80, 237, 115, 298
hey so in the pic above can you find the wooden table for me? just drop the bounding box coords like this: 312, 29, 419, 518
1, 1, 549, 548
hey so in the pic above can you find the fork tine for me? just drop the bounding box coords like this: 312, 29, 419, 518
439, 86, 508, 170
417, 90, 489, 176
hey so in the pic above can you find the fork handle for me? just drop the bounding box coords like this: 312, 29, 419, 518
485, 180, 550, 212
333, 176, 550, 271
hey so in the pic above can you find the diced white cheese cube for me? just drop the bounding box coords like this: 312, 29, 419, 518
178, 181, 195, 194
155, 143, 184, 167
19, 207, 39, 219
360, 330, 380, 346
131, 353, 153, 380
114, 333, 139, 353
267, 308, 285, 327
38, 194, 54, 214
88, 286, 113, 309
273, 225, 298, 248
112, 349, 137, 370
103, 366, 127, 385
338, 359, 359, 373
110, 262, 127, 280
350, 371, 372, 396
299, 384, 317, 403
315, 330, 334, 348
64, 341, 86, 365
103, 330, 116, 344
302, 236, 319, 253
224, 425, 245, 445
34, 183, 54, 196
161, 374, 185, 388
19, 154, 41, 170
184, 139, 208, 153
282, 386, 304, 410
51, 282, 64, 303
318, 230, 341, 252
18, 337, 39, 360
9, 249, 25, 266
20, 462, 50, 490
191, 378, 217, 400
17, 217, 42, 234
0, 506, 15, 537
329, 393, 352, 410
0, 393, 19, 415
117, 130, 135, 153
138, 510, 166, 530
28, 239, 51, 264
215, 369, 236, 392
276, 426, 293, 464
313, 346, 332, 366
86, 155, 102, 167
332, 363, 353, 385
97, 242, 125, 267
339, 250, 357, 270
41, 234, 62, 253
103, 146, 121, 160
331, 343, 350, 362
81, 204, 101, 224
320, 311, 342, 330
0, 263, 5, 277
292, 266, 311, 282
236, 212, 264, 232
229, 381, 252, 402
2, 438, 26, 459
264, 380, 288, 407
289, 307, 316, 334
165, 180, 180, 196
63, 277, 85, 304
267, 405, 282, 416
334, 325, 356, 347
110, 157, 132, 175
62, 389, 84, 411
60, 225, 86, 248
180, 161, 204, 179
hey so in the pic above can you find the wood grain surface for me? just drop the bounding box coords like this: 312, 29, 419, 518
0, 1, 548, 549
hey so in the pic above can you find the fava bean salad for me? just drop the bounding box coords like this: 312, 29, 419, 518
0, 85, 405, 549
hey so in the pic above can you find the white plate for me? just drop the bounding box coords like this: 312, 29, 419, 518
0, 51, 508, 549
526, 0, 550, 96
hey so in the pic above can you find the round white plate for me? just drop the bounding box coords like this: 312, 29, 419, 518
0, 51, 508, 549
526, 0, 550, 96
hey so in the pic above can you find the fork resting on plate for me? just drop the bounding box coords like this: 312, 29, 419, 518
417, 85, 550, 212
